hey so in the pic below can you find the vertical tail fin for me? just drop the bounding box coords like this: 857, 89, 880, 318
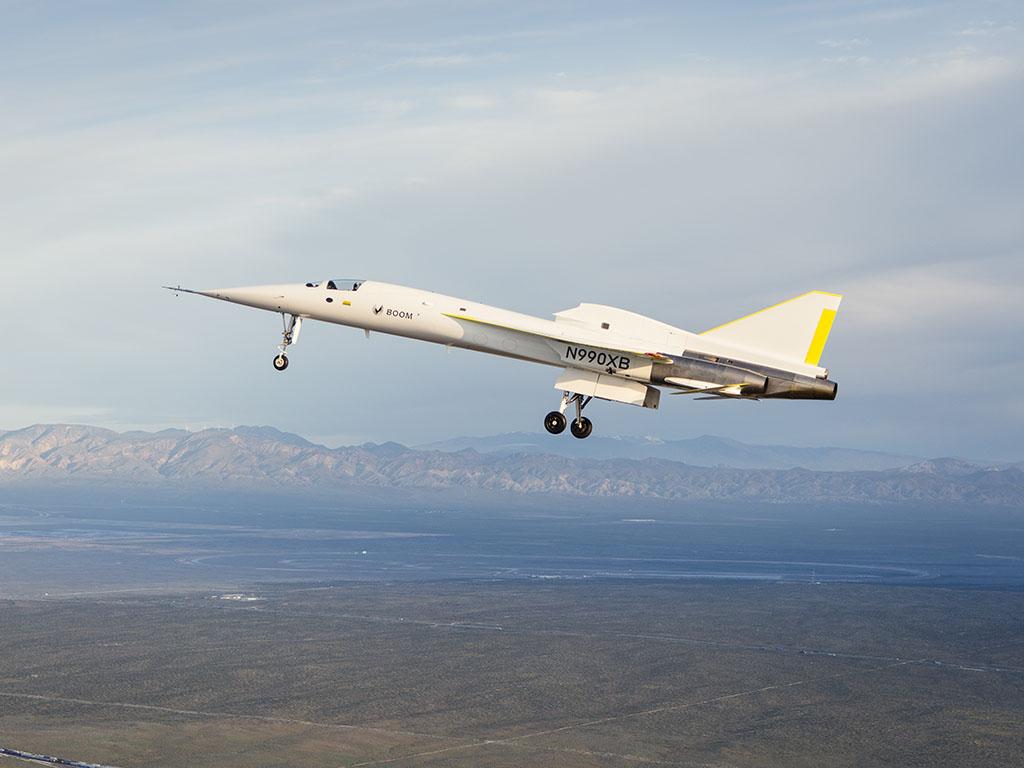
700, 291, 842, 368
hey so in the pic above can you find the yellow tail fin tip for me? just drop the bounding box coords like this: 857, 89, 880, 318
805, 308, 837, 365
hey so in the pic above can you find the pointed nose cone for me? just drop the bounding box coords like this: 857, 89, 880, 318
199, 284, 294, 312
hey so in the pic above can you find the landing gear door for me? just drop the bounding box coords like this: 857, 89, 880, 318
554, 368, 660, 410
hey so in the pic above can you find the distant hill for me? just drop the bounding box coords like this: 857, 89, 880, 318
1, 424, 1022, 506
415, 432, 920, 471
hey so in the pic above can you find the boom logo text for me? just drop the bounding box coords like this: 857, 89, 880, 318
376, 307, 416, 319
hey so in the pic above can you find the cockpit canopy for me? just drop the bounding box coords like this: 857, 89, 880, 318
307, 279, 364, 291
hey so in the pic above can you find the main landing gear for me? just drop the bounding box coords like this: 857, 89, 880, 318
544, 392, 594, 439
273, 314, 301, 372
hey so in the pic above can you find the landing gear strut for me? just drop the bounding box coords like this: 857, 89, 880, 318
544, 392, 594, 439
273, 314, 301, 372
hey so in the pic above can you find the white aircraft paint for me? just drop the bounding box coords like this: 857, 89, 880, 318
167, 279, 841, 438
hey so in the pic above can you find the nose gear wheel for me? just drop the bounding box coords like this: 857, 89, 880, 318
273, 314, 301, 372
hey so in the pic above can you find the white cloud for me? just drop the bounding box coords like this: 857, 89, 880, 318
961, 20, 1017, 37
530, 88, 601, 112
392, 53, 506, 68
446, 94, 497, 110
396, 54, 473, 67
819, 4, 935, 25
822, 55, 873, 65
842, 263, 1021, 331
360, 98, 416, 117
818, 37, 871, 49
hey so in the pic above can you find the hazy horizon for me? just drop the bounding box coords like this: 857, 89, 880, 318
3, 420, 1018, 466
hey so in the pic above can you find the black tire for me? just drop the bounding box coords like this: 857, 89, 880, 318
570, 416, 593, 439
273, 354, 289, 371
544, 411, 567, 435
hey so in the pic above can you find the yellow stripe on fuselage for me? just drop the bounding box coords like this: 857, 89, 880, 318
805, 308, 837, 365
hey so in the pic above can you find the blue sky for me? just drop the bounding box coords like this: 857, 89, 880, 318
2, 1, 1022, 459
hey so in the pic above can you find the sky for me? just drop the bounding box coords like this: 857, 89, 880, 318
1, 0, 1022, 459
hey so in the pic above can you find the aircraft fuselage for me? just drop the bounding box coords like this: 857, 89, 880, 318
170, 278, 840, 438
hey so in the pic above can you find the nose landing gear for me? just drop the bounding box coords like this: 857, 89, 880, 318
273, 314, 301, 372
544, 392, 594, 438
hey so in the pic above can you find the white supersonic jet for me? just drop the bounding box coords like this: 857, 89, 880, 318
167, 279, 841, 439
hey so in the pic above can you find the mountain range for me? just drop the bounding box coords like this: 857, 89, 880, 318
416, 432, 921, 471
1, 424, 1022, 506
